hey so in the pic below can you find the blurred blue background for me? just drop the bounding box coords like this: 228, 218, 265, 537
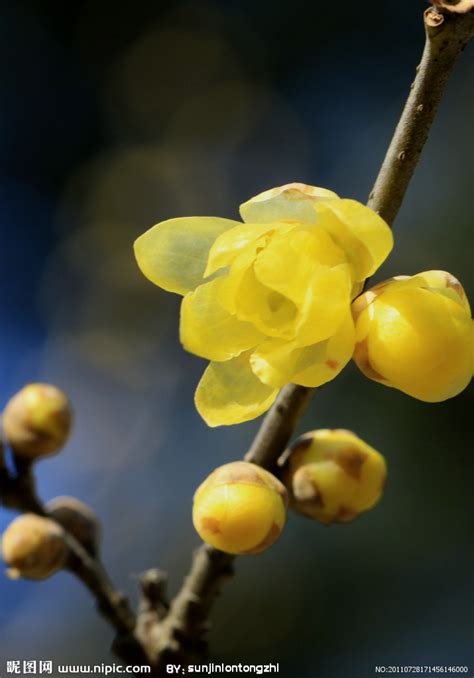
0, 1, 473, 676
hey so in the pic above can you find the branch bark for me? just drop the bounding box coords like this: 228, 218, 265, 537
0, 459, 148, 665
368, 6, 474, 223
146, 5, 474, 668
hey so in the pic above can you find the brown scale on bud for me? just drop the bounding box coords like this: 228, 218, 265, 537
430, 0, 474, 14
281, 429, 387, 525
2, 514, 69, 580
2, 384, 73, 460
47, 496, 101, 555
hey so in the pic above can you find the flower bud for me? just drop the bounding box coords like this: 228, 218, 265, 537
47, 496, 101, 555
193, 461, 288, 555
3, 384, 73, 459
282, 429, 387, 524
352, 271, 473, 402
2, 514, 68, 580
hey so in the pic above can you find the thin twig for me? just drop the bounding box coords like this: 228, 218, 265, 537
368, 7, 474, 222
145, 6, 474, 668
149, 547, 234, 669
0, 459, 148, 665
244, 385, 314, 469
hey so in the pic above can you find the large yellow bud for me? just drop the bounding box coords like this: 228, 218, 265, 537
352, 271, 473, 402
193, 461, 288, 555
282, 429, 387, 524
2, 384, 73, 459
2, 514, 69, 580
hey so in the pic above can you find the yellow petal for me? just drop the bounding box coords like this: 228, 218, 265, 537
294, 264, 352, 346
180, 279, 263, 361
253, 227, 347, 304
134, 216, 238, 295
251, 312, 355, 388
205, 222, 294, 277
253, 227, 351, 345
195, 353, 279, 426
239, 183, 339, 224
356, 286, 472, 401
417, 270, 471, 314
316, 200, 393, 281
234, 266, 298, 340
216, 235, 272, 315
220, 227, 351, 344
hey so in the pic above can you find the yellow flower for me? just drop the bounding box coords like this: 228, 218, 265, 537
135, 183, 393, 426
282, 429, 387, 524
352, 270, 473, 401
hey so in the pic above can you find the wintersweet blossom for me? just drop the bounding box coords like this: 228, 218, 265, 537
134, 183, 393, 426
352, 270, 473, 401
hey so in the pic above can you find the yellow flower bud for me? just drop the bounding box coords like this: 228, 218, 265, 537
3, 384, 73, 459
352, 271, 473, 402
2, 514, 68, 580
282, 429, 387, 524
47, 496, 101, 555
193, 461, 288, 555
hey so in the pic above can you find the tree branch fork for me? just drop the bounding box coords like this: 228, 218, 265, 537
1, 4, 472, 675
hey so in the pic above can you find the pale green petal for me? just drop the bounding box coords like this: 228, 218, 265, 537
195, 353, 279, 427
240, 183, 339, 224
134, 216, 239, 295
180, 279, 263, 361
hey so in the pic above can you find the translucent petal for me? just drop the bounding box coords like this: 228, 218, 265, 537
134, 216, 238, 295
195, 353, 279, 426
180, 279, 263, 361
216, 236, 271, 315
294, 264, 352, 346
251, 312, 355, 388
253, 228, 347, 304
205, 222, 294, 277
220, 226, 351, 344
316, 200, 393, 281
239, 183, 339, 224
252, 227, 351, 345
233, 266, 298, 340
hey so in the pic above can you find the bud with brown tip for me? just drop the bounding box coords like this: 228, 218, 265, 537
3, 384, 73, 460
193, 461, 288, 555
47, 496, 101, 555
2, 514, 69, 580
282, 429, 387, 525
